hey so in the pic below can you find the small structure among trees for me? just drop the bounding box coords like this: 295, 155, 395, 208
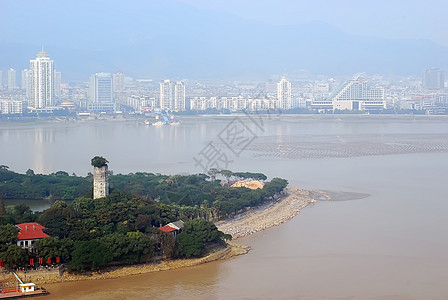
91, 156, 109, 199
16, 222, 50, 251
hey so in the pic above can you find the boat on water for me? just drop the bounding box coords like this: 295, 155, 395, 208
152, 121, 166, 126
144, 119, 151, 125
0, 272, 49, 299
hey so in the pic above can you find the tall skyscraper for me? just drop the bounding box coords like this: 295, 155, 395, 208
160, 79, 173, 110
54, 70, 62, 98
29, 49, 54, 108
7, 68, 17, 91
277, 76, 292, 110
423, 68, 445, 89
174, 81, 186, 111
113, 71, 125, 93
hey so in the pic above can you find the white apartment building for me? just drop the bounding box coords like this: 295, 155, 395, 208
29, 50, 54, 108
277, 77, 292, 110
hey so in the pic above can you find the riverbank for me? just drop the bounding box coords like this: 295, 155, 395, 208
217, 186, 325, 239
1, 243, 249, 285
1, 186, 324, 285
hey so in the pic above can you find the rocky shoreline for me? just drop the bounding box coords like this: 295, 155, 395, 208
217, 186, 325, 239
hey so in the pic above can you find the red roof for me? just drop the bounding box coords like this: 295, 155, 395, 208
159, 225, 177, 233
16, 222, 50, 240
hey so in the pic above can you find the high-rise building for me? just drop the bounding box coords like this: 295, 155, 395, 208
29, 50, 54, 108
423, 68, 445, 89
160, 79, 173, 110
277, 77, 292, 110
113, 71, 125, 93
21, 69, 29, 91
7, 68, 17, 91
0, 70, 3, 90
54, 71, 62, 98
174, 81, 186, 111
89, 73, 114, 112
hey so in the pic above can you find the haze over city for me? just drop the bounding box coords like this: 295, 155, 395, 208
2, 0, 448, 80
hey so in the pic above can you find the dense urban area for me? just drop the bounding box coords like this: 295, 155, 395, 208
0, 50, 447, 117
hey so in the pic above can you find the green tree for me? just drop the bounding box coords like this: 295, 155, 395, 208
207, 168, 219, 182
220, 170, 233, 182
26, 169, 35, 176
0, 199, 6, 216
0, 245, 28, 268
176, 233, 204, 257
34, 237, 63, 259
0, 224, 18, 245
91, 156, 109, 168
68, 240, 113, 271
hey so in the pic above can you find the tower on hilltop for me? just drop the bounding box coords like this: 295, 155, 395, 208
91, 156, 109, 199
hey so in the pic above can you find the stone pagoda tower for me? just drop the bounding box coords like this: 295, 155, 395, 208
91, 156, 109, 199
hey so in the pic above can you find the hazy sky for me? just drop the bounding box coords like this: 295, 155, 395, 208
177, 0, 448, 46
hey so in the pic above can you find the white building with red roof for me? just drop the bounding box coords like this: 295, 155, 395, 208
15, 222, 50, 250
159, 220, 184, 237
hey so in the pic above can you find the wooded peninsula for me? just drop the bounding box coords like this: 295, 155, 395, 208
0, 164, 287, 273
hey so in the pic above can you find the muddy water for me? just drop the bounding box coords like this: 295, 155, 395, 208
2, 115, 448, 299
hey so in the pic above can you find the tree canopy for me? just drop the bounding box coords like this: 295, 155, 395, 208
91, 156, 109, 168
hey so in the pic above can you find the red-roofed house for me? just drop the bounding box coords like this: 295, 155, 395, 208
15, 222, 50, 250
159, 220, 184, 237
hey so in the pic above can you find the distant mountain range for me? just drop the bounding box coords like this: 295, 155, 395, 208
1, 1, 448, 81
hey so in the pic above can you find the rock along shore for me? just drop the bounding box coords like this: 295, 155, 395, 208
217, 186, 326, 239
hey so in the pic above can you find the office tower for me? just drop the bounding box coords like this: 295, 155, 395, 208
160, 79, 173, 110
29, 49, 54, 108
277, 76, 292, 110
113, 71, 125, 93
423, 68, 445, 89
90, 73, 113, 103
54, 71, 62, 98
7, 68, 17, 91
174, 81, 186, 111
89, 73, 114, 112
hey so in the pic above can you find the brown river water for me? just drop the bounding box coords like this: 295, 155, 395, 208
1, 115, 448, 299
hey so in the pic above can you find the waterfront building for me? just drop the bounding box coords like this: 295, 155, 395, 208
127, 95, 155, 114
113, 71, 126, 93
54, 70, 62, 98
0, 100, 24, 114
16, 222, 50, 250
89, 72, 114, 112
7, 68, 17, 91
423, 68, 445, 89
160, 79, 173, 110
277, 77, 292, 110
328, 75, 385, 111
174, 81, 186, 111
21, 69, 29, 93
29, 49, 54, 108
